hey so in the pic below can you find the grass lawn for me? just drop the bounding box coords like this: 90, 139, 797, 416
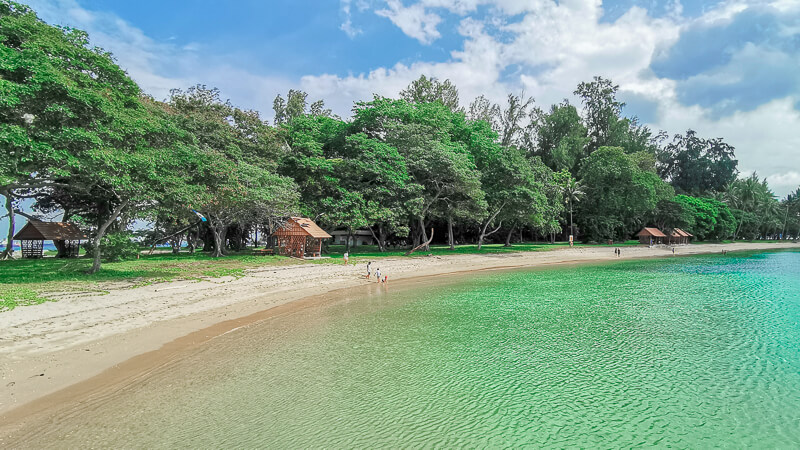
1, 240, 641, 312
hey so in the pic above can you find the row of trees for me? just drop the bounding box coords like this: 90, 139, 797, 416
2, 2, 799, 271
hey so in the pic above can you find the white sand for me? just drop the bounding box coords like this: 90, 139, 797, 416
1, 242, 798, 417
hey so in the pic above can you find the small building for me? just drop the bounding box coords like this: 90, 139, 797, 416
272, 217, 332, 259
328, 229, 375, 247
636, 227, 666, 245
667, 228, 693, 245
12, 220, 87, 258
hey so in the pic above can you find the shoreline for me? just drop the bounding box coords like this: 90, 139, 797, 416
1, 242, 798, 434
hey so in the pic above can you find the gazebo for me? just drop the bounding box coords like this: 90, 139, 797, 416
12, 220, 87, 258
636, 227, 666, 245
272, 217, 331, 259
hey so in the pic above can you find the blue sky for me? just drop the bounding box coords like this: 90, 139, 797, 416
2, 0, 800, 233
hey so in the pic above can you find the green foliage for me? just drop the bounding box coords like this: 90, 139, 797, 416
530, 101, 589, 175
657, 130, 738, 196
400, 75, 460, 112
674, 195, 736, 240
99, 232, 140, 262
578, 147, 673, 241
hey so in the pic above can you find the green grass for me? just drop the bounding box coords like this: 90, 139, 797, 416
0, 240, 643, 312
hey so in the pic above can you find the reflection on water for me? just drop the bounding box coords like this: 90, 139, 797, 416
9, 251, 800, 447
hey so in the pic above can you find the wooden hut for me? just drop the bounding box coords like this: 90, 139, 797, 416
667, 227, 693, 245
12, 220, 87, 258
636, 227, 666, 245
272, 217, 331, 259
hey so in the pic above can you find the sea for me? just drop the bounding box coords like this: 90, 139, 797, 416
8, 250, 800, 447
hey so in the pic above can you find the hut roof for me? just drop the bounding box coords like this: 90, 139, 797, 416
673, 228, 693, 237
288, 217, 332, 239
13, 220, 86, 240
636, 227, 666, 238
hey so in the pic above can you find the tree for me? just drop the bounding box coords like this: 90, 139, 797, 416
528, 101, 589, 175
400, 75, 460, 112
170, 85, 298, 257
466, 95, 499, 129
497, 93, 535, 148
578, 147, 673, 242
674, 195, 736, 240
557, 171, 584, 240
351, 97, 485, 249
574, 76, 624, 153
0, 1, 140, 259
273, 89, 333, 125
657, 130, 738, 196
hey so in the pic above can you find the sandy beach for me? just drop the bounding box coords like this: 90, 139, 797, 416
1, 242, 798, 429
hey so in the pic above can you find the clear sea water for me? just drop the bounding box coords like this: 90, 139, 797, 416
11, 251, 800, 447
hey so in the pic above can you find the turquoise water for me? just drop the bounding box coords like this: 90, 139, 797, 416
12, 251, 800, 447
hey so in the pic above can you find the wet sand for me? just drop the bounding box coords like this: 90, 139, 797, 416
1, 242, 798, 438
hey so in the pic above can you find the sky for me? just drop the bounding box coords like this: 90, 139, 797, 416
2, 0, 799, 234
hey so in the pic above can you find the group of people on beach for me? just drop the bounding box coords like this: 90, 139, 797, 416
342, 253, 388, 283
614, 248, 621, 257
366, 261, 388, 283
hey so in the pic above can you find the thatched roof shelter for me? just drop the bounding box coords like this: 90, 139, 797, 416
13, 220, 87, 258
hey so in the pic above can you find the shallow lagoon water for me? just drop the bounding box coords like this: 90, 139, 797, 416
17, 251, 800, 447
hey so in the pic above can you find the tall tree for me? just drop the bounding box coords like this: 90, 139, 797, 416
578, 146, 674, 242
400, 75, 460, 112
657, 129, 738, 196
528, 101, 589, 175
574, 76, 624, 153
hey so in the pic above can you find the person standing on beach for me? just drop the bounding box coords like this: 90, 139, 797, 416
366, 261, 372, 279
343, 251, 349, 265
375, 268, 381, 282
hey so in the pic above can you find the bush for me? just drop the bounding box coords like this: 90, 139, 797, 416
83, 232, 140, 262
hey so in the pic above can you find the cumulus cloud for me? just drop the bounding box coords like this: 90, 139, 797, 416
375, 0, 442, 44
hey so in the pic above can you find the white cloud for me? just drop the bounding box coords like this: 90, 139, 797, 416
340, 0, 363, 38
24, 0, 294, 119
375, 0, 442, 44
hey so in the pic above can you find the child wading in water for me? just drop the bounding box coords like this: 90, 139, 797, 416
375, 268, 381, 282
366, 261, 372, 279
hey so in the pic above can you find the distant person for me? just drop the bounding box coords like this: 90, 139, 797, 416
343, 251, 349, 265
366, 261, 372, 279
672, 247, 675, 255
383, 275, 388, 284
375, 268, 381, 282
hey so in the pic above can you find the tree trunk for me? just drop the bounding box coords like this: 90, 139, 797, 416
378, 224, 387, 251
368, 225, 385, 252
504, 227, 514, 247
211, 225, 225, 258
418, 217, 429, 251
448, 215, 455, 250
88, 200, 128, 274
405, 228, 434, 256
1, 191, 15, 259
477, 203, 505, 250
345, 227, 353, 253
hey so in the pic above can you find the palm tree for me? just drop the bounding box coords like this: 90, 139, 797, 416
561, 176, 584, 243
730, 173, 761, 240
